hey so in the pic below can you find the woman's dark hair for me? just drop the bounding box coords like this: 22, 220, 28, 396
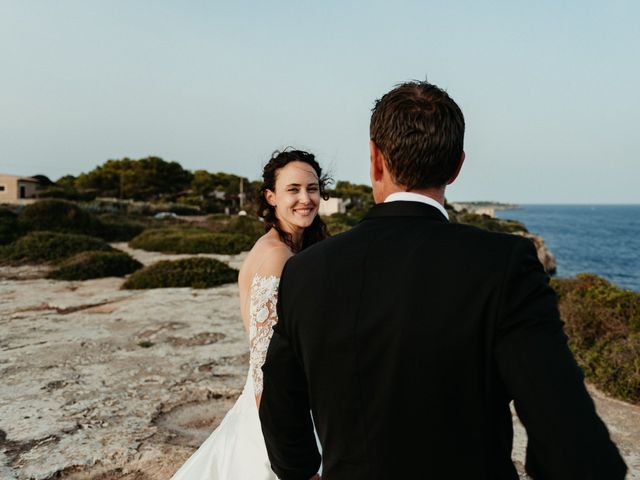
370, 81, 465, 190
257, 149, 331, 252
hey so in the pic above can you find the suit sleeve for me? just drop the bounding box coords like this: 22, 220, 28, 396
259, 262, 321, 480
494, 237, 627, 479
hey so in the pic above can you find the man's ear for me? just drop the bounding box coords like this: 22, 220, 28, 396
369, 140, 385, 183
447, 151, 465, 185
264, 189, 276, 207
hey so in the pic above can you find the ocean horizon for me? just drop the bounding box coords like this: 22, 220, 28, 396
495, 204, 640, 292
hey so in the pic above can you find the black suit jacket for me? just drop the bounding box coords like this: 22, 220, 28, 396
259, 201, 626, 480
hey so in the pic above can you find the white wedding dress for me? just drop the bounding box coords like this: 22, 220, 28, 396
170, 275, 281, 479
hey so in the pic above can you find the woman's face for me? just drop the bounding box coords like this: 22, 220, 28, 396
265, 160, 321, 235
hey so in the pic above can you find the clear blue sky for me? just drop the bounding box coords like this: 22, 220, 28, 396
1, 0, 638, 203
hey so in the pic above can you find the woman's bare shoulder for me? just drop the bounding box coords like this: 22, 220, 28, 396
239, 231, 293, 282
251, 231, 292, 259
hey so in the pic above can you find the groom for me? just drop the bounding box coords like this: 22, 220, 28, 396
259, 81, 627, 479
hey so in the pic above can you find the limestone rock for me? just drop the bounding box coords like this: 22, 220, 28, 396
2, 247, 638, 479
514, 231, 557, 275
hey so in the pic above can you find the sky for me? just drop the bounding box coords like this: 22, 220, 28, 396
1, 1, 638, 204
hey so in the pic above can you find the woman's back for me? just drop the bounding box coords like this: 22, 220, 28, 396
238, 228, 293, 332
171, 230, 293, 480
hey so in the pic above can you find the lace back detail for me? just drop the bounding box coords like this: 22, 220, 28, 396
248, 274, 280, 396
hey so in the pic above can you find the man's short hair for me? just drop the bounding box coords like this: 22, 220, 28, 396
370, 81, 465, 190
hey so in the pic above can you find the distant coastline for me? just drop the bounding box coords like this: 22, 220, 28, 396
449, 201, 518, 218
496, 204, 640, 292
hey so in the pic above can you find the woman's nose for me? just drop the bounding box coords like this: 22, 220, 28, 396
298, 190, 311, 203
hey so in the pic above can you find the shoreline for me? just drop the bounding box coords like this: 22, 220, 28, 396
494, 204, 640, 293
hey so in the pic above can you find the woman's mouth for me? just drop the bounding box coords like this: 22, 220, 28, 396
294, 207, 314, 216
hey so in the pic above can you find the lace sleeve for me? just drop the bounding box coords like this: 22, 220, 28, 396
248, 274, 280, 397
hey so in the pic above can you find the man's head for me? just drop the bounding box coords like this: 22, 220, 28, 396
369, 81, 465, 202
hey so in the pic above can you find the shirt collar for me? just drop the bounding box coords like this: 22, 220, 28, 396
383, 192, 449, 220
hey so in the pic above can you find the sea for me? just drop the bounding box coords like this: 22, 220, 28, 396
495, 205, 640, 292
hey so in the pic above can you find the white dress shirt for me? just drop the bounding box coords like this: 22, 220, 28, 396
383, 191, 449, 220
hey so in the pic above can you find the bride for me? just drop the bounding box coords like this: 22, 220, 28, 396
170, 149, 329, 479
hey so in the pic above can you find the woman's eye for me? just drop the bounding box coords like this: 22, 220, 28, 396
288, 188, 299, 193
308, 187, 319, 192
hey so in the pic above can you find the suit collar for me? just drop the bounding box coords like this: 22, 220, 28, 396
363, 201, 449, 223
384, 192, 449, 219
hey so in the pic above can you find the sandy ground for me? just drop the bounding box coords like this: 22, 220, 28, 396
1, 245, 638, 479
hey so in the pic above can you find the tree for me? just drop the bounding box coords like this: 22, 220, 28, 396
55, 175, 77, 188
75, 157, 193, 200
30, 174, 54, 186
191, 170, 216, 198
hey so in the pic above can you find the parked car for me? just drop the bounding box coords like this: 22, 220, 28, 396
154, 212, 178, 219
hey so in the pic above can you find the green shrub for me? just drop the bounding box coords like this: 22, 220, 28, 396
324, 213, 359, 228
165, 203, 201, 216
129, 228, 252, 254
0, 207, 18, 219
122, 257, 238, 289
47, 251, 143, 280
207, 213, 231, 221
16, 199, 145, 242
551, 274, 640, 404
94, 215, 145, 242
580, 334, 640, 404
326, 222, 352, 235
37, 186, 98, 201
19, 199, 98, 234
0, 231, 113, 263
222, 215, 264, 241
453, 212, 527, 233
322, 213, 357, 235
0, 208, 21, 245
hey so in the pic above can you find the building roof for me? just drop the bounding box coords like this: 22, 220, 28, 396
0, 174, 40, 183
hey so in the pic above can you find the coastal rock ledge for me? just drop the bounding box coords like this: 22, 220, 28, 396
0, 248, 636, 479
516, 231, 558, 275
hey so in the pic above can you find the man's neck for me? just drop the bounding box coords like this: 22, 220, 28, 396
381, 185, 446, 207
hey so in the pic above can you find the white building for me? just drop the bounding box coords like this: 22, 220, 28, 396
319, 197, 349, 216
0, 174, 40, 204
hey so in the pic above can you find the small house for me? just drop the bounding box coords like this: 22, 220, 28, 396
0, 174, 40, 204
319, 197, 349, 216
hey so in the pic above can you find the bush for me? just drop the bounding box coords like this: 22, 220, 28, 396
0, 231, 114, 263
223, 215, 264, 240
0, 208, 21, 245
129, 228, 253, 254
326, 222, 352, 235
47, 251, 143, 280
19, 199, 98, 234
207, 213, 231, 220
94, 215, 145, 242
0, 207, 18, 219
323, 214, 357, 236
551, 274, 640, 404
37, 186, 98, 201
164, 203, 201, 216
453, 211, 527, 233
581, 334, 640, 404
16, 199, 146, 242
122, 257, 238, 289
324, 213, 360, 227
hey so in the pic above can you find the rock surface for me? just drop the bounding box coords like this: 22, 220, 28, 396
516, 231, 558, 274
0, 247, 637, 479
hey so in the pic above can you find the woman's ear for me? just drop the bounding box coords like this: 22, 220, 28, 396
264, 189, 276, 207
